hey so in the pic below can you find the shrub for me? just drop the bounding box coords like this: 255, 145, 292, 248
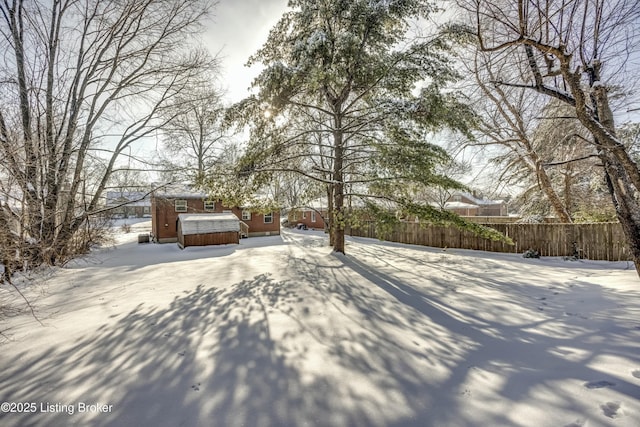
523, 248, 540, 258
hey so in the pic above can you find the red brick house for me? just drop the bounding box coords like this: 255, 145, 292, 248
151, 190, 280, 243
288, 207, 328, 230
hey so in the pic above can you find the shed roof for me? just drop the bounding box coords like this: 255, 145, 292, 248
177, 213, 240, 235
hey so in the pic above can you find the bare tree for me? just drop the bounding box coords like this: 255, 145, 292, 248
466, 51, 572, 221
533, 100, 613, 220
158, 79, 233, 184
618, 122, 640, 163
459, 0, 640, 274
0, 0, 215, 270
420, 158, 472, 209
466, 54, 605, 221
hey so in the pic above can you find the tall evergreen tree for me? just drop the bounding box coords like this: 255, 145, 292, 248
229, 0, 496, 253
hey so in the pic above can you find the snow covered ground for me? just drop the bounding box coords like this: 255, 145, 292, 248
1, 221, 639, 427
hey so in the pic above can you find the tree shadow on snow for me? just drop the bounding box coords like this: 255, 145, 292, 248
1, 238, 639, 427
324, 247, 640, 426
0, 274, 337, 427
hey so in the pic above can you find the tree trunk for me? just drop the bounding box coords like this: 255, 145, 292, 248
568, 64, 640, 275
562, 166, 573, 217
327, 185, 334, 245
602, 156, 640, 275
331, 115, 345, 254
332, 189, 345, 253
535, 159, 572, 222
0, 207, 14, 284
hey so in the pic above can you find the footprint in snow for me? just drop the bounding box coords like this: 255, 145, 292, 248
632, 370, 640, 379
563, 420, 585, 427
584, 380, 616, 389
565, 312, 589, 320
191, 383, 201, 391
459, 388, 471, 397
601, 401, 623, 418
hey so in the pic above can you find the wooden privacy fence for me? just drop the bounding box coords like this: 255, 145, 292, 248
348, 222, 630, 261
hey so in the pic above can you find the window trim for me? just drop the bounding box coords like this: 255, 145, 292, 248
263, 212, 273, 224
242, 210, 251, 221
204, 200, 215, 211
175, 199, 187, 212
311, 211, 316, 222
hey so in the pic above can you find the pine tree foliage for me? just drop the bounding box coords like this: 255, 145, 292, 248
360, 198, 511, 243
228, 0, 491, 252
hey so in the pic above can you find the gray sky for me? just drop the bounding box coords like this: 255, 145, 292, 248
205, 0, 289, 103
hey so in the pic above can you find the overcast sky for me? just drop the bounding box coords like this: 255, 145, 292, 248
204, 0, 289, 103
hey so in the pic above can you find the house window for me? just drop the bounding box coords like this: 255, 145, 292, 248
204, 200, 215, 211
264, 212, 273, 224
452, 195, 462, 202
175, 200, 187, 212
242, 210, 251, 221
311, 211, 316, 222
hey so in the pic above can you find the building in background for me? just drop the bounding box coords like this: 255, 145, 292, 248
105, 191, 151, 218
444, 192, 507, 217
287, 198, 328, 230
151, 187, 280, 243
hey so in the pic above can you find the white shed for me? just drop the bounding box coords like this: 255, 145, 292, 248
176, 213, 240, 248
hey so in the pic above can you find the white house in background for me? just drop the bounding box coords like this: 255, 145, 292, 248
444, 192, 507, 216
105, 191, 151, 218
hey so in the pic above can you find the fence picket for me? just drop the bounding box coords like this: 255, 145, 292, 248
348, 222, 630, 261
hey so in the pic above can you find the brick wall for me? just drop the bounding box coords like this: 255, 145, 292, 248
152, 196, 280, 242
288, 209, 327, 230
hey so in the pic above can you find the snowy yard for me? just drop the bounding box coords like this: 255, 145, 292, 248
1, 221, 639, 427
